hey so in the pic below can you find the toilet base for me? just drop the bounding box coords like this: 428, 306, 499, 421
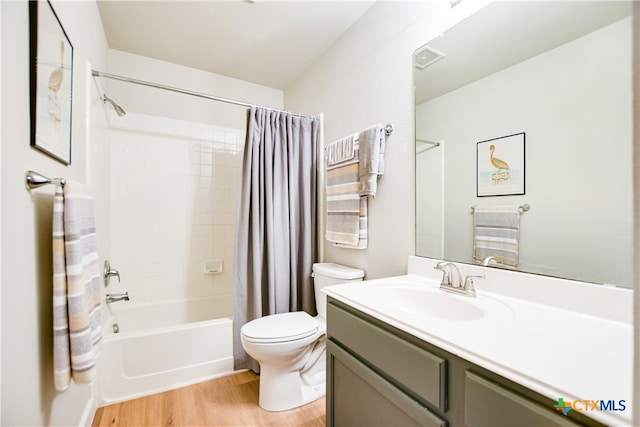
258, 368, 325, 412
240, 313, 328, 412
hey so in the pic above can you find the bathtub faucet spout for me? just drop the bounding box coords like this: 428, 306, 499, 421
106, 292, 130, 303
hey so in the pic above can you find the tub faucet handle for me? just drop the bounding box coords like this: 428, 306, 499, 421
104, 260, 121, 287
106, 292, 129, 304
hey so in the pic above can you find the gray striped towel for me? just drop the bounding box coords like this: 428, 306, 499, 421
325, 134, 368, 248
473, 205, 521, 269
53, 182, 101, 391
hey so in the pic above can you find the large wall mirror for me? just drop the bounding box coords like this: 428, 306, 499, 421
415, 1, 635, 288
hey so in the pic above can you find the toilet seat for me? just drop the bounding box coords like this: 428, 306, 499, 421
241, 311, 319, 343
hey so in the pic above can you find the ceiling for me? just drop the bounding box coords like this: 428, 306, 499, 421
96, 0, 375, 90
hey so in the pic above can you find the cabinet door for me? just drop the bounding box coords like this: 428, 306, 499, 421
327, 340, 446, 427
465, 371, 579, 427
328, 302, 447, 410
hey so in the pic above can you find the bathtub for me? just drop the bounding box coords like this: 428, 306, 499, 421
97, 297, 234, 405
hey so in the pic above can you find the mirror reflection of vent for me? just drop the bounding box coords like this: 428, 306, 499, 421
414, 46, 445, 70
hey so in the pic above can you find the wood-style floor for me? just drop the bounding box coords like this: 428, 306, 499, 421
92, 371, 326, 427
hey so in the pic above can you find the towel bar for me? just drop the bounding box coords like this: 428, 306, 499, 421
25, 170, 66, 189
470, 203, 530, 213
324, 123, 393, 153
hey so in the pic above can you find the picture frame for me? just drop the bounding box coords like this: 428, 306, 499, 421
29, 0, 73, 165
476, 132, 525, 197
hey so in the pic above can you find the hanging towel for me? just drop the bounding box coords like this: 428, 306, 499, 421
52, 187, 70, 390
333, 197, 368, 250
358, 123, 386, 197
327, 134, 356, 166
473, 205, 521, 269
325, 134, 368, 247
52, 182, 101, 391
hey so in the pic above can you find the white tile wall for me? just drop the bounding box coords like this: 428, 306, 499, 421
109, 112, 243, 313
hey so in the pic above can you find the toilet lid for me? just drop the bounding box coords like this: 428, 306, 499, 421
241, 311, 319, 343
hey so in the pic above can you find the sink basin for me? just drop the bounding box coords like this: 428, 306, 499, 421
368, 284, 512, 322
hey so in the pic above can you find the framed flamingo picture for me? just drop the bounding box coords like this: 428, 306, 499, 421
476, 132, 525, 197
29, 0, 73, 165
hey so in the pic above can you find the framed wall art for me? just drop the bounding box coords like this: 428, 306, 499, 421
477, 132, 525, 197
29, 0, 73, 165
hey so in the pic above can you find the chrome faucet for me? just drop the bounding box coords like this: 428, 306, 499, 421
434, 261, 462, 288
462, 275, 484, 297
105, 292, 129, 303
482, 256, 497, 266
434, 261, 483, 297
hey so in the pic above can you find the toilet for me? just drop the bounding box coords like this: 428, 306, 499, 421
240, 262, 364, 411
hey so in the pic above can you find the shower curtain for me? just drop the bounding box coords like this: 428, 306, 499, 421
233, 106, 319, 371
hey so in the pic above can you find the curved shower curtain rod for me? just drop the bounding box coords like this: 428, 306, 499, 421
92, 70, 319, 120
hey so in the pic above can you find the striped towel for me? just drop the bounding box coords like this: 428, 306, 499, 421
473, 205, 521, 269
325, 134, 368, 248
333, 197, 368, 250
53, 182, 101, 391
358, 124, 386, 197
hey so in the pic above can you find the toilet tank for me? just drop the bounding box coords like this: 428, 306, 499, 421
312, 263, 364, 319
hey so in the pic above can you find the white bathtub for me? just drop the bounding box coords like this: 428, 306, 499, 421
97, 297, 234, 405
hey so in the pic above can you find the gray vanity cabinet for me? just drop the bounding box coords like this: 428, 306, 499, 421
326, 298, 603, 427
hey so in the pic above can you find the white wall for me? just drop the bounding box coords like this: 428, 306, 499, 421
285, 0, 487, 279
0, 1, 4, 421
1, 1, 109, 425
417, 18, 633, 287
633, 3, 640, 424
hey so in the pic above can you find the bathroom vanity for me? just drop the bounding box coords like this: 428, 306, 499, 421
323, 257, 633, 427
327, 298, 598, 426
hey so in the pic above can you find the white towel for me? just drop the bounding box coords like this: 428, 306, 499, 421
358, 124, 386, 196
326, 134, 356, 166
53, 182, 101, 391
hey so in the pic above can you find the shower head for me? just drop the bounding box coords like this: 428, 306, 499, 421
102, 95, 126, 117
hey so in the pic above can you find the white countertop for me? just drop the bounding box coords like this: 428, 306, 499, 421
323, 272, 633, 426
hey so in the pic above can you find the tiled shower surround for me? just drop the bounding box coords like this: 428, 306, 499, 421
109, 112, 243, 314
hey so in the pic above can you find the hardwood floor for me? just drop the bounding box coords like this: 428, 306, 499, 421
92, 371, 326, 427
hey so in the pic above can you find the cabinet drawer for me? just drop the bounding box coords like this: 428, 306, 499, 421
328, 340, 446, 427
465, 371, 579, 427
328, 302, 447, 410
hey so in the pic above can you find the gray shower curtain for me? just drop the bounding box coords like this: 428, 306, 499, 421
233, 106, 319, 371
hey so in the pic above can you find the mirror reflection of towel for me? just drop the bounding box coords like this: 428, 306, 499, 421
473, 205, 521, 269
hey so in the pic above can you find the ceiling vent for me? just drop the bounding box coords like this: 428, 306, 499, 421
414, 45, 445, 70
